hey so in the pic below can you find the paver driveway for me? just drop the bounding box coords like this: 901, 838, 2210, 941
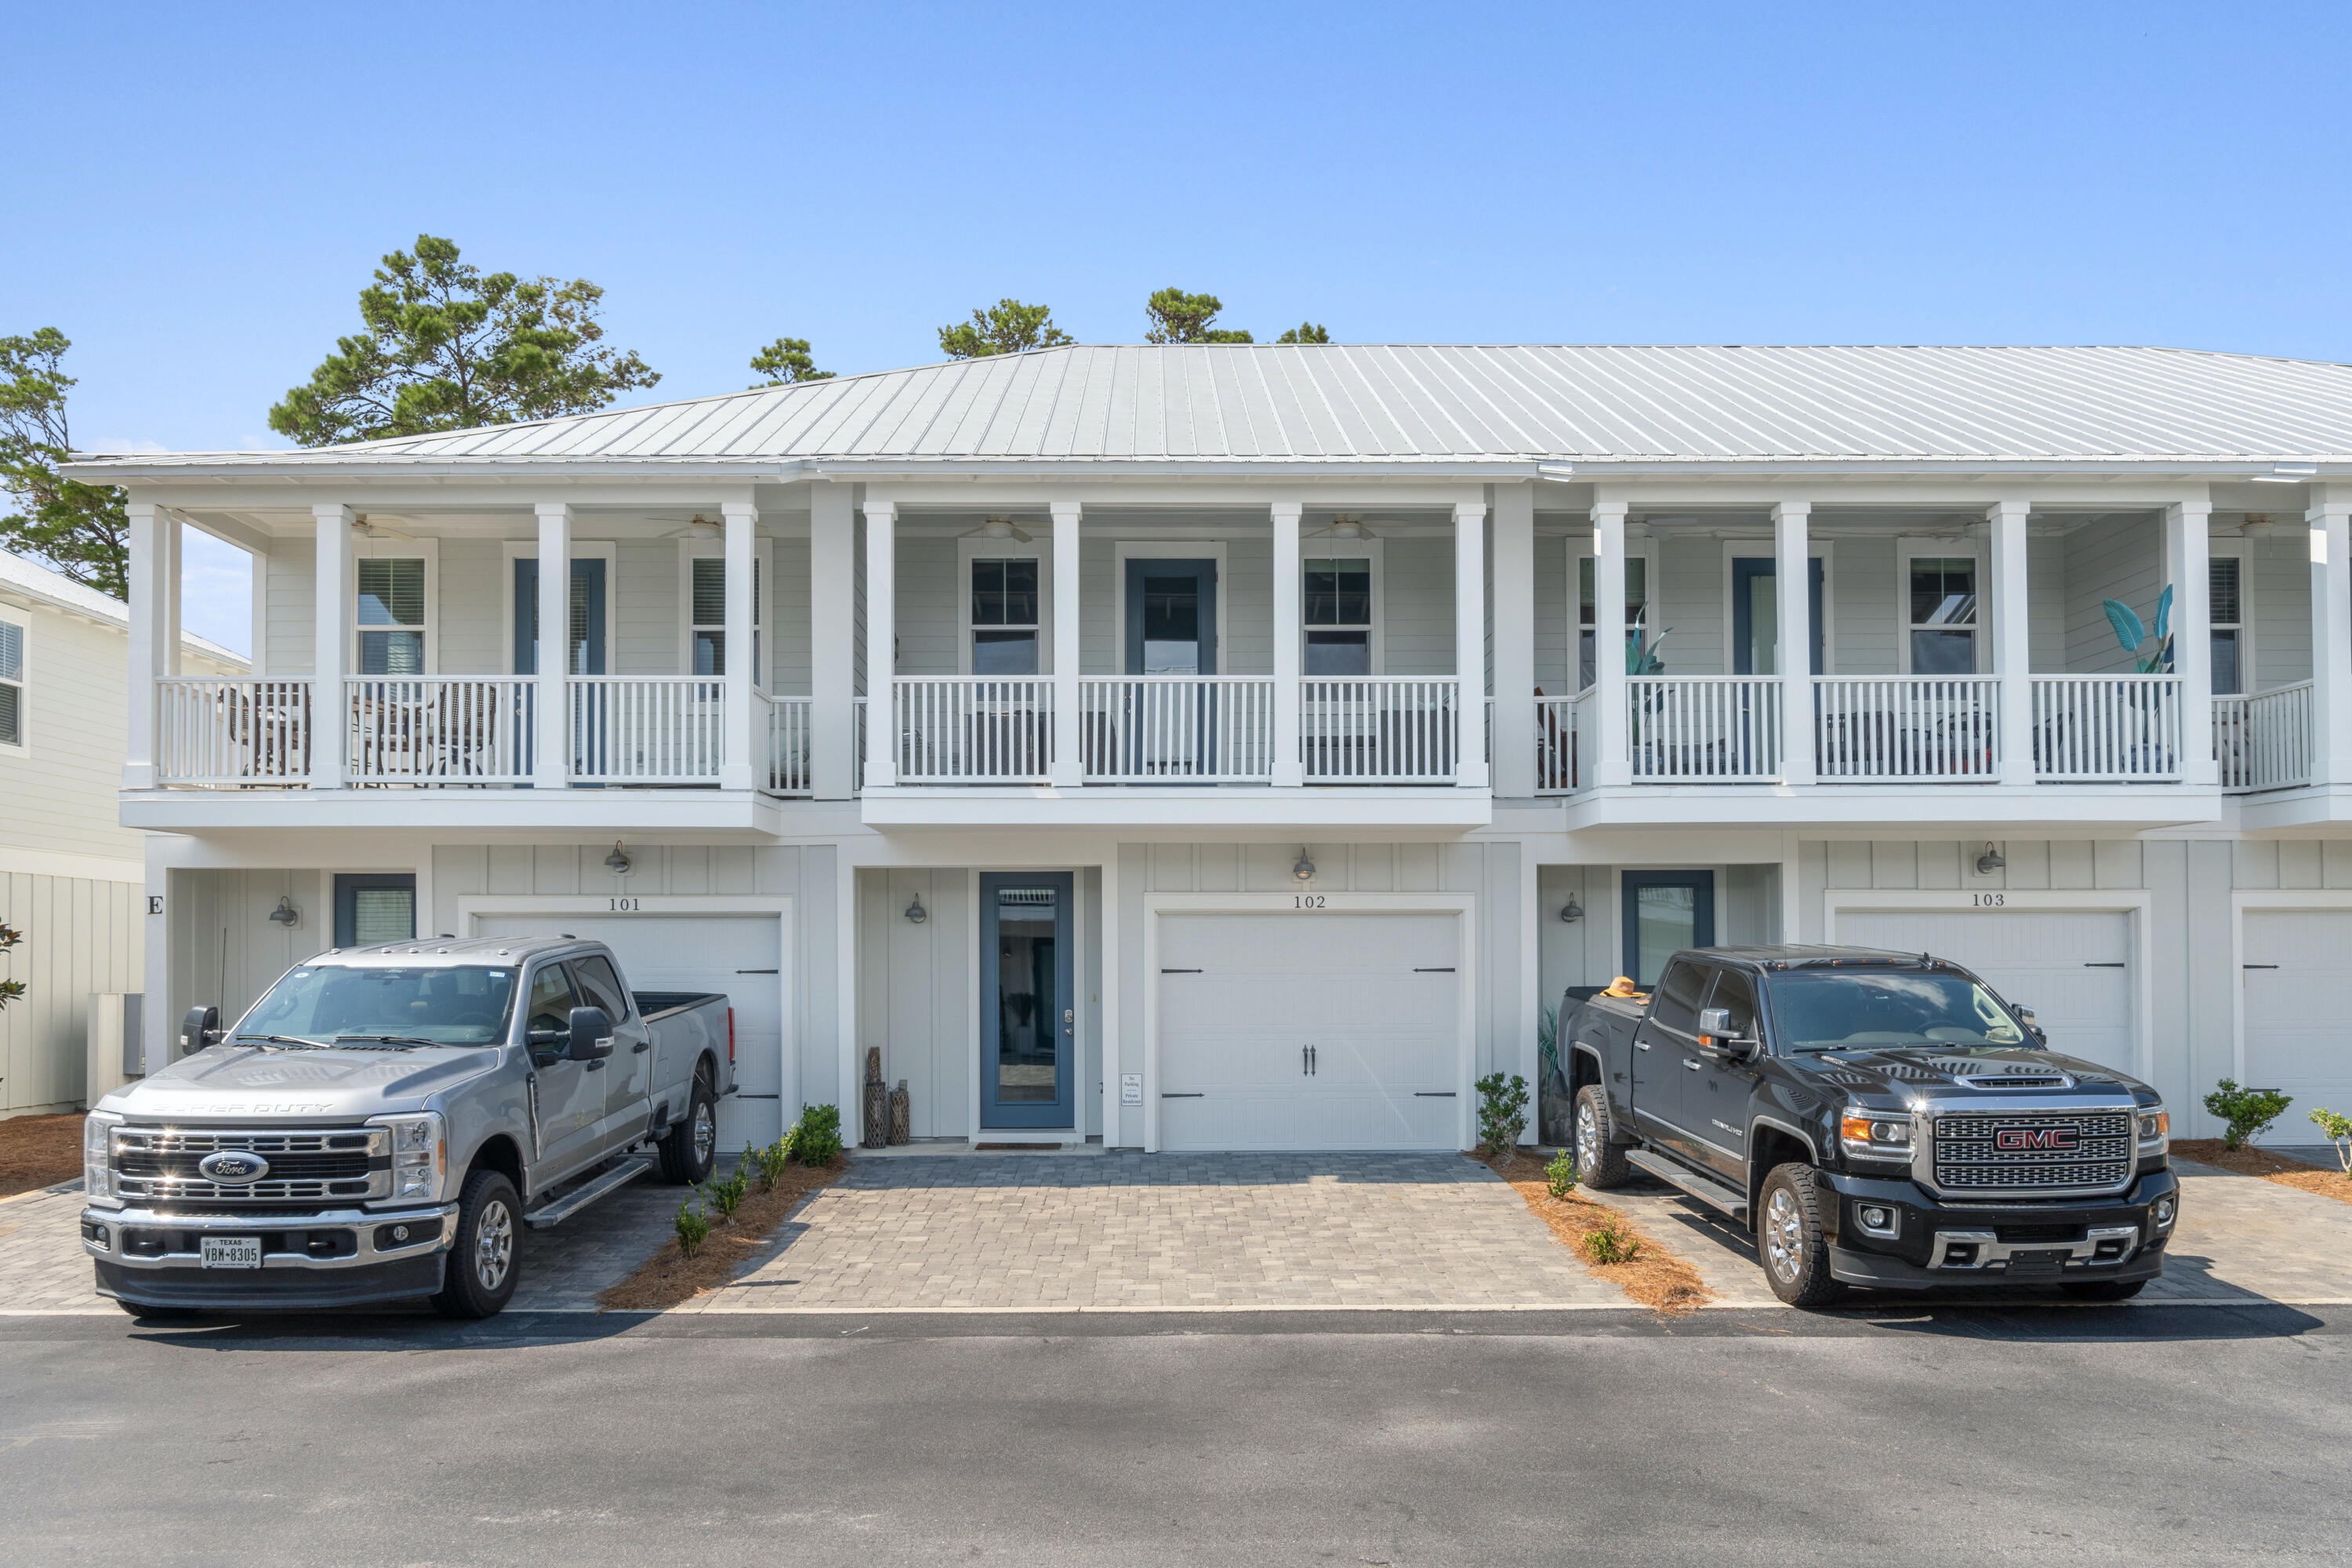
688, 1152, 1614, 1312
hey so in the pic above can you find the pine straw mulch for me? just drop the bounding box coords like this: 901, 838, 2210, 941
1478, 1150, 1712, 1314
596, 1156, 845, 1312
0, 1113, 85, 1200
2172, 1139, 2352, 1207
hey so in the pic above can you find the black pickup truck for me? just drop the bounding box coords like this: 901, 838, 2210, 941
1566, 945, 2179, 1306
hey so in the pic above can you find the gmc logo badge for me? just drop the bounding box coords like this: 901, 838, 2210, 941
1994, 1124, 2079, 1152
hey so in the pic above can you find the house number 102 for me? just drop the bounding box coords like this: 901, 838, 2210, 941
1294, 895, 1327, 909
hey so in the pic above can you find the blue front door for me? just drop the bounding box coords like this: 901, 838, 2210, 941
980, 872, 1076, 1130
1730, 557, 1824, 675
516, 559, 607, 783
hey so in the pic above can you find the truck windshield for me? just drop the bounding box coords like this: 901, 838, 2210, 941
1765, 971, 2025, 1052
237, 966, 517, 1047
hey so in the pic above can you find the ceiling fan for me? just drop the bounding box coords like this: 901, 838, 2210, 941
957, 515, 1035, 544
350, 514, 416, 542
657, 514, 722, 540
1307, 514, 1385, 542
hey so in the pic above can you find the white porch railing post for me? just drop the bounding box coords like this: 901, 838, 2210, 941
1988, 500, 2034, 787
123, 501, 171, 788
532, 502, 571, 789
1491, 481, 1536, 797
1271, 501, 1303, 786
312, 502, 351, 790
1454, 499, 1490, 788
863, 500, 898, 789
2309, 488, 2352, 789
1591, 501, 1632, 788
809, 482, 857, 799
1049, 500, 1083, 787
720, 499, 757, 790
1772, 500, 1814, 786
2166, 499, 2218, 787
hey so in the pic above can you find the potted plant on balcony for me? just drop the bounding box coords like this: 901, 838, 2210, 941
2097, 585, 2176, 775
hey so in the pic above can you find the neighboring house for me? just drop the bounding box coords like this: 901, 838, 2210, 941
0, 550, 242, 1117
63, 343, 2352, 1149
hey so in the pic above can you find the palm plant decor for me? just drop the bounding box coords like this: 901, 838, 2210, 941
2101, 584, 2174, 673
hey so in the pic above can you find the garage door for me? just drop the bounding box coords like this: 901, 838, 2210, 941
2242, 910, 2352, 1119
1835, 909, 2135, 1077
1157, 913, 1461, 1151
473, 915, 785, 1146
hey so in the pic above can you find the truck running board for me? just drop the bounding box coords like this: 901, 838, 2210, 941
1625, 1149, 1750, 1224
524, 1155, 656, 1230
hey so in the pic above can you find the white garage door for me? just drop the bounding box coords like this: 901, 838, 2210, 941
2242, 911, 2352, 1118
1157, 913, 1461, 1152
1835, 909, 2135, 1077
473, 914, 786, 1146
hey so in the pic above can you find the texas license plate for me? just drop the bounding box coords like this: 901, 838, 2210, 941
200, 1236, 262, 1269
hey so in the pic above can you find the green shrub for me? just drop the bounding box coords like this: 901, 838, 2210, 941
674, 1200, 713, 1258
793, 1103, 844, 1166
748, 1138, 793, 1192
2310, 1109, 2352, 1179
1475, 1072, 1530, 1156
2205, 1079, 2293, 1149
705, 1164, 750, 1219
1582, 1213, 1641, 1265
1545, 1148, 1578, 1199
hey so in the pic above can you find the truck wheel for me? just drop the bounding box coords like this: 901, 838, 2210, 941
430, 1169, 521, 1319
2060, 1279, 2147, 1301
1758, 1163, 1845, 1308
658, 1070, 717, 1185
1573, 1086, 1635, 1190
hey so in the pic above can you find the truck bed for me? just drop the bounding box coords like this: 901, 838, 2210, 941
633, 991, 728, 1022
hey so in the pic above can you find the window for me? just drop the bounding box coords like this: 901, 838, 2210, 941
1648, 960, 1709, 1036
332, 873, 416, 948
523, 964, 581, 1052
1303, 557, 1373, 676
2210, 554, 2244, 696
1704, 968, 1761, 1041
691, 556, 762, 684
356, 558, 426, 674
0, 617, 22, 747
569, 956, 630, 1022
1578, 555, 1650, 688
971, 558, 1039, 675
1907, 557, 1978, 674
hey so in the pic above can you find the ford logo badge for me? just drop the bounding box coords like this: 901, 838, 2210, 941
198, 1149, 270, 1185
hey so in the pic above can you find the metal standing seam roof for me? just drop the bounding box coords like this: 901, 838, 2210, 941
66, 344, 2352, 472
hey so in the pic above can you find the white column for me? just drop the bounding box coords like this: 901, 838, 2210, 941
1490, 482, 1536, 797
2310, 488, 2352, 787
1049, 500, 1083, 787
532, 502, 572, 789
1988, 500, 2034, 787
720, 499, 757, 791
122, 502, 171, 788
809, 482, 858, 800
1271, 501, 1303, 786
1454, 499, 1490, 788
2165, 499, 2217, 787
1772, 500, 1814, 786
312, 503, 352, 790
1592, 501, 1632, 788
862, 501, 897, 788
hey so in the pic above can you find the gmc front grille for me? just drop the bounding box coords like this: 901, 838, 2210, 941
1930, 1110, 2134, 1195
112, 1127, 388, 1206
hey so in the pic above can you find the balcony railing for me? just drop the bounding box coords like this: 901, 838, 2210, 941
1301, 678, 1461, 782
765, 695, 813, 797
1080, 677, 1275, 782
1814, 676, 1998, 782
568, 677, 726, 783
347, 677, 534, 786
2215, 681, 2313, 793
891, 677, 1053, 782
1628, 676, 1781, 781
1534, 691, 1585, 794
2032, 675, 2183, 782
155, 678, 311, 786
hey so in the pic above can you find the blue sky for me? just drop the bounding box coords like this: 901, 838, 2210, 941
11, 1, 2349, 652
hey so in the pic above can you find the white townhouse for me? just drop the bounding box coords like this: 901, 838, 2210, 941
0, 550, 242, 1117
66, 343, 2352, 1149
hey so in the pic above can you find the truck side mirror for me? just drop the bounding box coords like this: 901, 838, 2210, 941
2015, 1006, 2047, 1045
1697, 1007, 1733, 1036
180, 1004, 221, 1058
1696, 1006, 1759, 1062
566, 1005, 615, 1062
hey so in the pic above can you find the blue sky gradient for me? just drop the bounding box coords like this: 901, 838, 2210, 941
11, 1, 2348, 652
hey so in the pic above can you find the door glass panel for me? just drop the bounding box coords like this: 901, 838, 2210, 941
1744, 569, 1780, 676
973, 630, 1038, 675
569, 956, 628, 1021
349, 888, 413, 946
1635, 884, 1698, 989
1305, 630, 1370, 675
993, 887, 1060, 1102
1910, 630, 1976, 673
1142, 575, 1201, 674
2212, 629, 2241, 696
1577, 557, 1647, 688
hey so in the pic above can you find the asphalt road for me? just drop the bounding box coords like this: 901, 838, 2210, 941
2, 1305, 2347, 1566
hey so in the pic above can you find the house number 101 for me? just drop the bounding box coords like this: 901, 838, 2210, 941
609, 898, 642, 912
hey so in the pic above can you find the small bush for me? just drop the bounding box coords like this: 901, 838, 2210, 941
674, 1200, 714, 1258
748, 1138, 793, 1192
793, 1103, 844, 1166
2310, 1108, 2352, 1179
1582, 1213, 1641, 1265
1545, 1148, 1578, 1199
1475, 1072, 1530, 1156
705, 1164, 750, 1219
2205, 1079, 2293, 1149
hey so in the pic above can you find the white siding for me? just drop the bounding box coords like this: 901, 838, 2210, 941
771, 532, 812, 695
1831, 534, 1896, 674
614, 542, 674, 675
437, 538, 503, 673
855, 867, 971, 1139
1380, 536, 1454, 676
0, 871, 143, 1113
0, 601, 150, 858
165, 868, 321, 1061
265, 537, 315, 675
2063, 514, 2162, 674
2249, 532, 2310, 689
1657, 533, 1722, 675
1534, 524, 1571, 694
894, 535, 957, 676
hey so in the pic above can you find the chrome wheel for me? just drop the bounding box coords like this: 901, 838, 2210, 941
1762, 1186, 1803, 1283
472, 1197, 514, 1292
1575, 1099, 1601, 1177
691, 1098, 717, 1164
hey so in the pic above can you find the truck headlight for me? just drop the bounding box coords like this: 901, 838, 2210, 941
1840, 1111, 1912, 1155
368, 1112, 445, 1200
83, 1111, 122, 1207
2138, 1108, 2169, 1156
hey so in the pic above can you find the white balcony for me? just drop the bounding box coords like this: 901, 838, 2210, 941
1627, 676, 1782, 782
1080, 677, 1276, 783
1813, 676, 1999, 782
2214, 682, 2313, 793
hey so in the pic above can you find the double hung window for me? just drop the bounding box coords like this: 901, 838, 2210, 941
2209, 555, 2244, 695
970, 558, 1040, 675
691, 557, 762, 685
1907, 557, 1978, 674
0, 618, 21, 746
357, 559, 426, 674
1303, 557, 1373, 676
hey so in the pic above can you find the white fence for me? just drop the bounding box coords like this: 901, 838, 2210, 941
2214, 681, 2313, 793
154, 678, 312, 786
891, 677, 1053, 782
1628, 676, 1780, 780
1080, 677, 1274, 782
1534, 691, 1584, 794
2031, 675, 2183, 781
568, 677, 726, 782
1814, 676, 1999, 781
765, 695, 813, 796
346, 677, 534, 785
1300, 678, 1460, 782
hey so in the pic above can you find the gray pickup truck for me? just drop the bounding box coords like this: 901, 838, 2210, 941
79, 935, 734, 1318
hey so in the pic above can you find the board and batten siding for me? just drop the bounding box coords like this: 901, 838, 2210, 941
165, 868, 323, 1072
856, 867, 971, 1140
0, 872, 143, 1114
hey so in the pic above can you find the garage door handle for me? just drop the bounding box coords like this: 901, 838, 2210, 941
1414, 1091, 1456, 1098
736, 968, 779, 975
2243, 964, 2279, 969
1414, 967, 1455, 973
1161, 1092, 1203, 1098
1161, 968, 1202, 974
2082, 963, 2127, 968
